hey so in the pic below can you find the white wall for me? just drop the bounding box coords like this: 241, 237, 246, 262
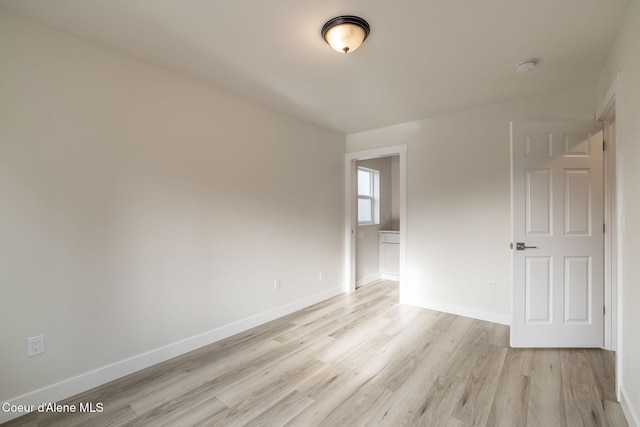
347, 86, 596, 324
597, 0, 640, 424
355, 157, 394, 282
0, 11, 345, 416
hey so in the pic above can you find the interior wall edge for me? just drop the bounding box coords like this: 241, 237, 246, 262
621, 384, 640, 427
402, 299, 511, 326
355, 273, 382, 288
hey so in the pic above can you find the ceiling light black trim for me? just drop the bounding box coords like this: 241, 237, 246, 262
321, 15, 370, 49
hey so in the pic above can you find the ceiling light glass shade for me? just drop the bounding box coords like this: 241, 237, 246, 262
322, 16, 370, 54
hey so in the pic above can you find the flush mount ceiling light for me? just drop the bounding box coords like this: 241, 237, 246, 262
515, 59, 538, 73
321, 15, 370, 54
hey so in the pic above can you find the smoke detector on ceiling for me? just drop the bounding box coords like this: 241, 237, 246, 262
515, 59, 538, 73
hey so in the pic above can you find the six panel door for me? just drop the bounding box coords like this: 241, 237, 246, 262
511, 121, 604, 347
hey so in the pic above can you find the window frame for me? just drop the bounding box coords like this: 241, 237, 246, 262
357, 166, 380, 226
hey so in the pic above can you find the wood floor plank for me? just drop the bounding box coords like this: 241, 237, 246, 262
272, 315, 343, 344
129, 337, 286, 415
315, 313, 392, 364
526, 349, 565, 427
38, 403, 138, 427
129, 371, 202, 415
2, 280, 628, 427
561, 349, 609, 427
430, 314, 474, 354
285, 351, 389, 426
583, 348, 617, 402
603, 399, 630, 427
448, 344, 507, 426
294, 333, 389, 400
215, 342, 328, 408
372, 312, 444, 392
375, 308, 442, 358
320, 382, 391, 427
488, 322, 510, 347
244, 390, 313, 427
411, 319, 506, 426
364, 345, 453, 426
486, 348, 534, 426
129, 394, 227, 427
410, 374, 467, 426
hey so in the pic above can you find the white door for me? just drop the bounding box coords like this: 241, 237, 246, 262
511, 121, 604, 347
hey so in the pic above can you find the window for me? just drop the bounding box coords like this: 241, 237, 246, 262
357, 167, 380, 225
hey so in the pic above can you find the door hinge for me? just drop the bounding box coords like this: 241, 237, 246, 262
604, 223, 606, 233
604, 306, 606, 315
603, 140, 606, 151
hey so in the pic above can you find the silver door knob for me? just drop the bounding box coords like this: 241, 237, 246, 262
516, 242, 538, 250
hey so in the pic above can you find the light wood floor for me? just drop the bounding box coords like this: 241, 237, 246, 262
3, 280, 628, 426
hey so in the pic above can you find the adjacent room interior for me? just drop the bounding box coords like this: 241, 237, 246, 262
1, 0, 639, 425
355, 155, 400, 287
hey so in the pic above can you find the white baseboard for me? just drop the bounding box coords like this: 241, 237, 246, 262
380, 273, 399, 281
621, 384, 639, 427
403, 298, 511, 326
0, 285, 344, 424
356, 273, 381, 287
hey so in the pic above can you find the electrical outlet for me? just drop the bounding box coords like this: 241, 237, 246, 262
27, 335, 45, 357
274, 279, 281, 290
488, 281, 496, 292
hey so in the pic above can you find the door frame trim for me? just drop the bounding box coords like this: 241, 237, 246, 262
344, 145, 407, 294
597, 71, 623, 399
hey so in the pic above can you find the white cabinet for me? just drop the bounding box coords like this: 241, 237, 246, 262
379, 231, 400, 280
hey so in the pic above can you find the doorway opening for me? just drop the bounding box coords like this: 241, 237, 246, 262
355, 158, 399, 287
344, 145, 407, 295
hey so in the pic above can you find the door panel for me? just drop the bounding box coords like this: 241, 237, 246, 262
564, 256, 591, 323
526, 169, 552, 235
525, 257, 552, 323
564, 169, 591, 235
511, 121, 604, 348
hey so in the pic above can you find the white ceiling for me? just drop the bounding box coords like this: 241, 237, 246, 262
0, 0, 631, 134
